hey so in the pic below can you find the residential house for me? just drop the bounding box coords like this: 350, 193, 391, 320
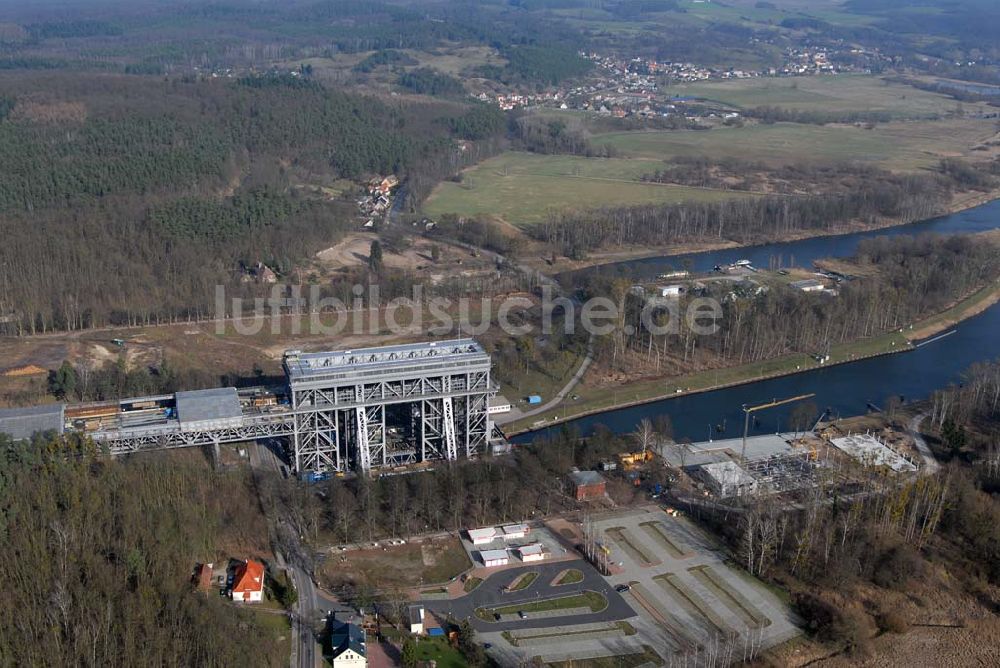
330, 620, 367, 668
230, 559, 265, 603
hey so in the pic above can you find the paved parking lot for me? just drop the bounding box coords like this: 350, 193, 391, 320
593, 506, 800, 656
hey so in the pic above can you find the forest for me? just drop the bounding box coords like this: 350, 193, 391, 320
0, 436, 281, 666
0, 71, 506, 334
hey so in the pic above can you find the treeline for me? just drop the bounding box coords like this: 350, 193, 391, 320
641, 157, 992, 196
536, 175, 950, 257
397, 67, 465, 96
510, 116, 616, 157
929, 359, 1000, 437
283, 425, 640, 554
353, 49, 417, 73
748, 106, 893, 125
0, 437, 280, 666
584, 234, 999, 374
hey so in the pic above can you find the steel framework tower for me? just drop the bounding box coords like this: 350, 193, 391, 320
283, 339, 495, 474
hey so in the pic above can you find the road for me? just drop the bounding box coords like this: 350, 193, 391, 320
421, 560, 633, 633
494, 337, 594, 426
908, 412, 940, 473
250, 442, 351, 668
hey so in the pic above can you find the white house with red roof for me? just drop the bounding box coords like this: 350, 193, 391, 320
230, 559, 265, 603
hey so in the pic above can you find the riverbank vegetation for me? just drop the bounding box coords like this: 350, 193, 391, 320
506, 234, 1000, 432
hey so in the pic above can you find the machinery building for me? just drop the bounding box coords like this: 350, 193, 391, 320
0, 339, 499, 476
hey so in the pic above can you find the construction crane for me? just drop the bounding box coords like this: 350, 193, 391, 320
741, 393, 816, 462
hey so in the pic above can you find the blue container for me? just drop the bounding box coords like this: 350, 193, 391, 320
427, 627, 445, 637
527, 395, 542, 405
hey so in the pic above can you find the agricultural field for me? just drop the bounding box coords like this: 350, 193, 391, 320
423, 152, 745, 226
595, 118, 996, 171
667, 75, 991, 119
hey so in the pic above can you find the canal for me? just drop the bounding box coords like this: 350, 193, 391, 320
521, 199, 1000, 442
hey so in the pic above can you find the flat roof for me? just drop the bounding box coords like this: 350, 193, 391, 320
489, 395, 511, 406
479, 549, 509, 561
284, 339, 488, 383
517, 543, 544, 556
701, 461, 757, 487
175, 388, 241, 426
830, 434, 917, 472
502, 524, 528, 535
0, 403, 65, 440
569, 470, 606, 486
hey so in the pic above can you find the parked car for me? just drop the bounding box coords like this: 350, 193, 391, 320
615, 584, 631, 593
518, 611, 528, 619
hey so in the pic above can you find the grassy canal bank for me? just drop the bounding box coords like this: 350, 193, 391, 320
506, 278, 1000, 436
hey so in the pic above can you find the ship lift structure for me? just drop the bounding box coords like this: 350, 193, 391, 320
0, 339, 498, 475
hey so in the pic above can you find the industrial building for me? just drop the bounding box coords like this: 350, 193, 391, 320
0, 404, 64, 441
697, 461, 759, 498
830, 433, 917, 472
569, 470, 607, 501
0, 339, 500, 476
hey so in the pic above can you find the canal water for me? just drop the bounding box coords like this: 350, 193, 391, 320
520, 200, 1000, 442
560, 198, 1000, 283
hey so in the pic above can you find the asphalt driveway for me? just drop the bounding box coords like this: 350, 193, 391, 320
422, 559, 635, 633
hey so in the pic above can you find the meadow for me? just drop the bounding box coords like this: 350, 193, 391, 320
422, 152, 745, 225
595, 118, 995, 171
667, 74, 990, 119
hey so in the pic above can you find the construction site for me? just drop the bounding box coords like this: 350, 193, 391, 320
0, 338, 502, 475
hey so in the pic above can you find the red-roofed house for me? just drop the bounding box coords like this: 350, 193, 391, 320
231, 559, 265, 603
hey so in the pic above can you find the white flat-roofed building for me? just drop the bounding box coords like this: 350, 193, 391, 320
516, 543, 546, 563
699, 461, 759, 498
791, 279, 825, 292
488, 395, 511, 414
479, 549, 509, 568
501, 524, 528, 540
467, 527, 499, 545
830, 434, 917, 472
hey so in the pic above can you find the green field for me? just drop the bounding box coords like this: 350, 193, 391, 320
667, 75, 987, 119
596, 118, 993, 170
423, 152, 745, 225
